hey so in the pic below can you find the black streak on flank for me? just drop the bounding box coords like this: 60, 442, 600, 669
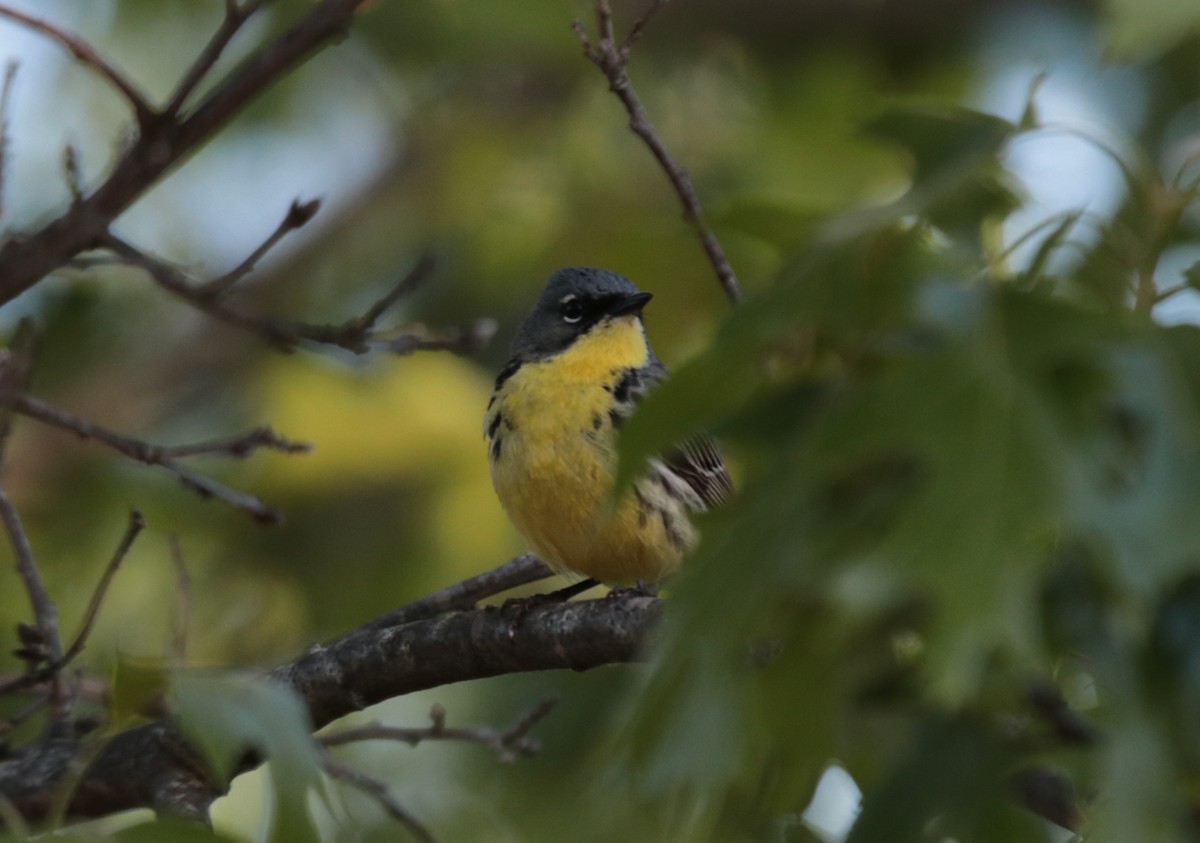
634, 488, 651, 527
592, 413, 604, 431
660, 508, 685, 550
612, 369, 638, 404
487, 414, 503, 440
490, 436, 503, 460
494, 359, 522, 391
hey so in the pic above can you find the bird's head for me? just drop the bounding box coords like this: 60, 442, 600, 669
511, 267, 653, 360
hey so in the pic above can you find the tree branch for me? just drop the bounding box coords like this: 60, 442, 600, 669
0, 388, 306, 523
573, 0, 742, 305
364, 553, 552, 631
196, 197, 321, 297
322, 757, 437, 843
164, 0, 271, 117
61, 509, 146, 667
0, 5, 155, 127
104, 235, 475, 356
0, 593, 659, 827
321, 697, 558, 764
0, 0, 373, 307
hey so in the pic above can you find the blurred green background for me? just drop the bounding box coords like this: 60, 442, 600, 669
3, 0, 1200, 840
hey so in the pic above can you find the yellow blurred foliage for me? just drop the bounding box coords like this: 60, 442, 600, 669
256, 352, 523, 579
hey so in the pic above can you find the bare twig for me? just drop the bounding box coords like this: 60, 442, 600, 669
364, 553, 552, 632
0, 0, 374, 307
0, 511, 144, 705
105, 235, 478, 356
0, 60, 19, 222
169, 534, 191, 666
165, 0, 271, 116
0, 691, 47, 735
620, 0, 668, 53
198, 198, 322, 297
322, 757, 437, 843
154, 426, 311, 460
0, 488, 65, 717
0, 390, 301, 523
321, 697, 557, 765
573, 0, 742, 305
61, 510, 146, 667
0, 5, 155, 127
0, 319, 38, 462
62, 145, 83, 205
372, 318, 499, 357
345, 252, 437, 337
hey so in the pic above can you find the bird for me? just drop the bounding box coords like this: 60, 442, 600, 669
484, 267, 732, 587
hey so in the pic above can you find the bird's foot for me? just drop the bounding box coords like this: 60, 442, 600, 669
606, 579, 660, 599
500, 578, 602, 632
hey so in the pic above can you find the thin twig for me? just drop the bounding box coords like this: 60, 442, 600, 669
62, 144, 83, 204
0, 0, 375, 307
155, 426, 311, 459
619, 0, 667, 53
165, 0, 271, 116
371, 318, 498, 357
0, 5, 155, 127
0, 318, 38, 464
321, 697, 557, 765
105, 235, 478, 356
322, 757, 437, 843
0, 691, 48, 735
364, 553, 552, 632
573, 0, 742, 305
0, 390, 300, 523
198, 197, 322, 296
61, 509, 146, 666
0, 60, 19, 222
169, 534, 191, 666
0, 509, 143, 705
0, 487, 65, 718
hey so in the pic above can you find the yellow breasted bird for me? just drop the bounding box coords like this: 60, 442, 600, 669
484, 267, 732, 585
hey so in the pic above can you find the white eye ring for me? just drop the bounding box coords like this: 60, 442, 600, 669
561, 296, 583, 323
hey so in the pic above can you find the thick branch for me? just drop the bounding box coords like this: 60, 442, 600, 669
0, 595, 660, 827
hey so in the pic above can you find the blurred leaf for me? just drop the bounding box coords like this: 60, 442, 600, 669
109, 655, 169, 728
866, 106, 1022, 242
114, 819, 245, 842
1102, 0, 1200, 58
170, 672, 323, 843
847, 716, 1049, 843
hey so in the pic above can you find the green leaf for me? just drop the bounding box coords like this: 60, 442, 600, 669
866, 106, 1022, 242
114, 818, 245, 842
1103, 0, 1200, 58
170, 673, 323, 843
110, 656, 170, 728
846, 716, 1050, 843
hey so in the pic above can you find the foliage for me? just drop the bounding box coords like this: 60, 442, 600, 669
4, 0, 1200, 841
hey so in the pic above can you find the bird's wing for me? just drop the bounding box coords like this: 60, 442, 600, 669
662, 434, 734, 510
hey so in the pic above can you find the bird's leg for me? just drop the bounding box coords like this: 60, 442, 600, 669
606, 579, 660, 599
500, 578, 602, 629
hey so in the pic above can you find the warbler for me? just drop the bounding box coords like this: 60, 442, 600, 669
484, 267, 732, 585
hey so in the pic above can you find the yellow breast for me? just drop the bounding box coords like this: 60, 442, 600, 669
485, 316, 688, 584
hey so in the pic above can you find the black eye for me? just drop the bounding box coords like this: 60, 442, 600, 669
561, 299, 583, 323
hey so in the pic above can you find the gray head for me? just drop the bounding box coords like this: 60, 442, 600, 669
511, 267, 653, 360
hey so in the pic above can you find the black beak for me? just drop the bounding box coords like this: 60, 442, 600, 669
606, 291, 653, 318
